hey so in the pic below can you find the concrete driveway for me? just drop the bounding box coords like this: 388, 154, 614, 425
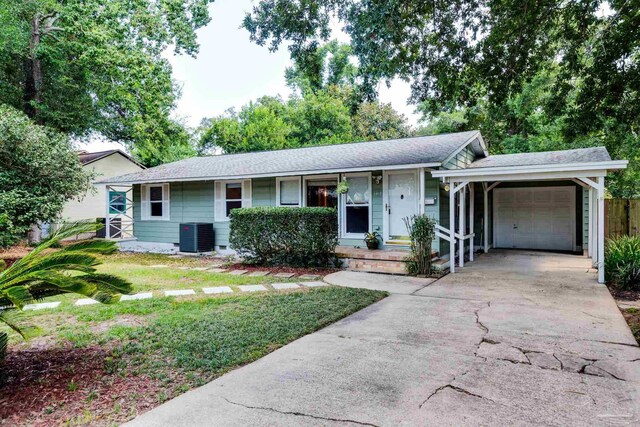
126, 250, 640, 426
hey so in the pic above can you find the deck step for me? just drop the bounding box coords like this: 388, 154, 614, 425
347, 259, 408, 275
431, 258, 450, 272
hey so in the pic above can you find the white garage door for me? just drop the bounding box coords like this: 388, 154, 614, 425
494, 187, 576, 251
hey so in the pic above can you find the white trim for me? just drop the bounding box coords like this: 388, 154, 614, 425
492, 186, 576, 252
102, 162, 442, 185
141, 183, 170, 221
419, 168, 426, 215
382, 169, 420, 244
597, 177, 605, 283
276, 176, 302, 207
431, 160, 628, 179
215, 179, 245, 222
340, 172, 373, 239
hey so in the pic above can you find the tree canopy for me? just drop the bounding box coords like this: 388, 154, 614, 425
243, 0, 640, 196
0, 0, 211, 165
0, 105, 91, 247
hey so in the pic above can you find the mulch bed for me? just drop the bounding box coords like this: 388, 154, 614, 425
620, 308, 640, 345
609, 287, 640, 301
0, 346, 178, 426
223, 263, 339, 276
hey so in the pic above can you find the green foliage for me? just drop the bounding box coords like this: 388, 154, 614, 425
199, 91, 409, 154
243, 1, 640, 197
0, 0, 211, 166
0, 221, 133, 357
229, 207, 339, 267
403, 215, 436, 276
605, 235, 640, 291
0, 105, 91, 247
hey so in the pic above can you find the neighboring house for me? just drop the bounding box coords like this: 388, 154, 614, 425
58, 150, 144, 236
100, 131, 627, 283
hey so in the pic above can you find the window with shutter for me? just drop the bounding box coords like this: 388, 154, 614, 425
140, 183, 170, 221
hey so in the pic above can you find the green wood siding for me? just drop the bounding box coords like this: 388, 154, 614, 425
133, 182, 218, 245
252, 177, 276, 207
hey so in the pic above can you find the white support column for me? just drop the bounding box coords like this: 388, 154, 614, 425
483, 183, 489, 253
469, 183, 475, 261
105, 185, 111, 239
585, 186, 593, 257
597, 176, 605, 284
419, 168, 426, 215
591, 186, 597, 268
459, 184, 466, 267
449, 181, 456, 273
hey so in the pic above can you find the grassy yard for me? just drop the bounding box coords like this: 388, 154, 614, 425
1, 253, 386, 426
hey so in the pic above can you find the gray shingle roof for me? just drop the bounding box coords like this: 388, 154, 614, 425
468, 147, 611, 169
101, 131, 481, 184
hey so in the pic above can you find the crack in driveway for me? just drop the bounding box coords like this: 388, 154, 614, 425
222, 397, 379, 426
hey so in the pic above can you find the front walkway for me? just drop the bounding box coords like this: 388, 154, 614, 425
125, 251, 640, 426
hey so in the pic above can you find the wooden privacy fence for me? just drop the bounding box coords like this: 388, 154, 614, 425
605, 199, 640, 239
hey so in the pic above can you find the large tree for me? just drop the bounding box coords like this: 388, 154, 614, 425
243, 1, 640, 196
0, 0, 211, 165
0, 105, 91, 247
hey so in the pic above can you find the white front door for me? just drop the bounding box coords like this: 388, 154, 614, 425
494, 186, 575, 251
385, 171, 419, 240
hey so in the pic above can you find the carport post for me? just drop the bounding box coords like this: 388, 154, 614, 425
459, 184, 465, 268
469, 183, 474, 261
591, 186, 597, 267
483, 183, 489, 253
449, 180, 456, 274
597, 177, 605, 283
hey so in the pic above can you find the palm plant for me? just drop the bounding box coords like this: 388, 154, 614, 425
0, 221, 133, 359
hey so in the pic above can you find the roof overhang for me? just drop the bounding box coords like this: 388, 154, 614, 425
100, 162, 442, 185
430, 160, 628, 182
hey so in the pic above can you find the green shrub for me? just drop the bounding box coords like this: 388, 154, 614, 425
403, 214, 437, 275
605, 235, 640, 290
229, 207, 339, 267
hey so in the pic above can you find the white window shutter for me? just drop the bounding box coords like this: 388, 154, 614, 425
214, 181, 224, 220
141, 184, 150, 220
162, 183, 170, 220
242, 179, 252, 208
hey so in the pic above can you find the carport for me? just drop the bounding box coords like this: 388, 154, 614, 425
431, 148, 627, 283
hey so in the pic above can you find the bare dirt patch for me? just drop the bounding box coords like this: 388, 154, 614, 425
90, 315, 147, 334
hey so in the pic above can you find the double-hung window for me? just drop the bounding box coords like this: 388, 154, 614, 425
141, 184, 170, 220
342, 173, 371, 236
215, 180, 252, 221
276, 177, 301, 207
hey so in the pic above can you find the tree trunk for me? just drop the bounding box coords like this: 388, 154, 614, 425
23, 14, 44, 123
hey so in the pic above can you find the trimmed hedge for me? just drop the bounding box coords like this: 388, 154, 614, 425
229, 207, 339, 267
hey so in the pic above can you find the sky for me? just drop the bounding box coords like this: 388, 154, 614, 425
81, 0, 420, 152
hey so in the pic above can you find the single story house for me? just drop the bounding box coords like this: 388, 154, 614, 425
57, 150, 144, 238
99, 131, 627, 283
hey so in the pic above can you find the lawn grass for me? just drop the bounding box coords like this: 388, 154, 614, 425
2, 281, 387, 426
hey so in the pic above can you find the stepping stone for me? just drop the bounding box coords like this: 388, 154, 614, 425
248, 271, 270, 277
208, 263, 224, 268
168, 255, 184, 259
238, 285, 267, 292
177, 266, 192, 270
191, 267, 209, 271
273, 272, 295, 279
164, 289, 196, 297
150, 264, 168, 268
23, 301, 61, 311
207, 268, 228, 273
203, 286, 233, 294
75, 298, 99, 306
229, 270, 249, 276
120, 293, 153, 301
272, 282, 300, 290
301, 281, 327, 287
299, 274, 322, 280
